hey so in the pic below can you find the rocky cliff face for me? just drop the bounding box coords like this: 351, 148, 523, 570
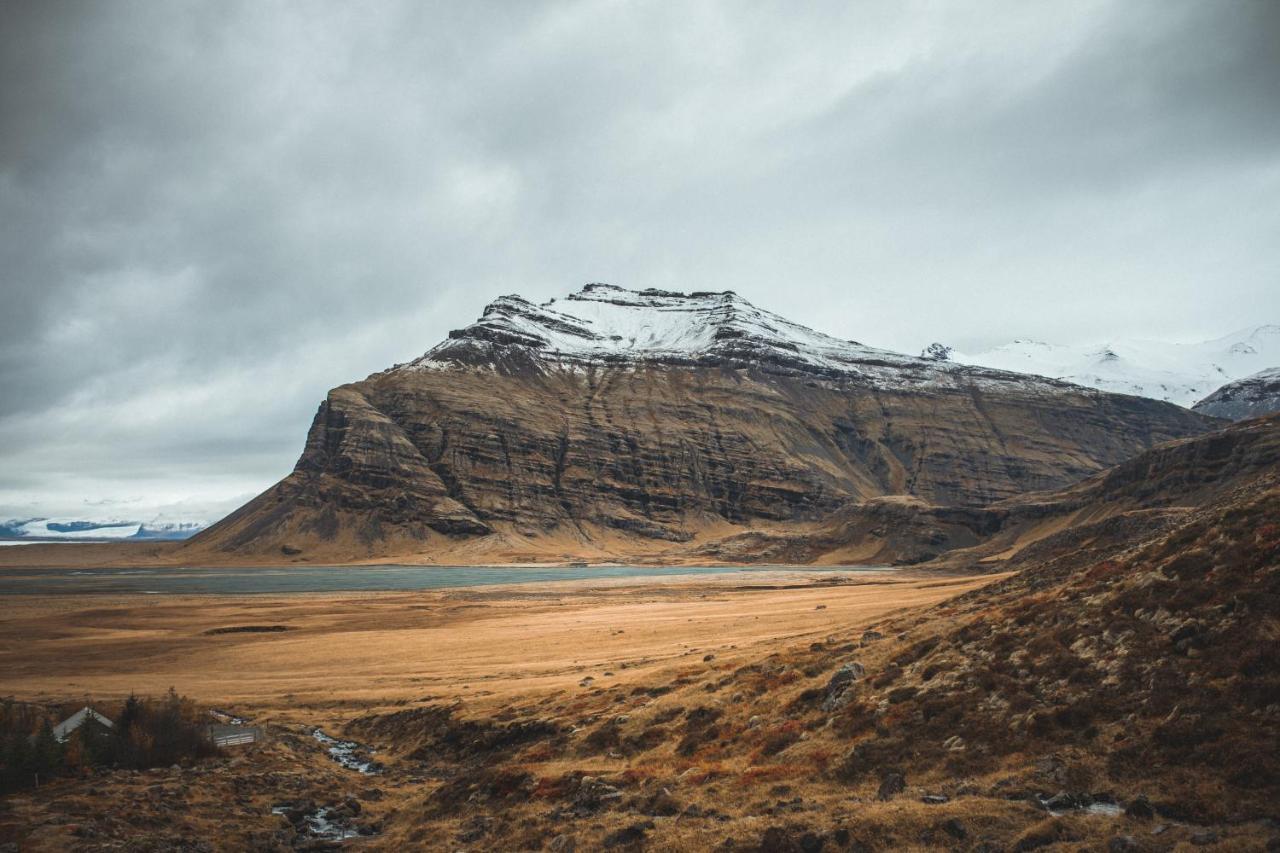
193, 285, 1219, 561
1193, 366, 1280, 421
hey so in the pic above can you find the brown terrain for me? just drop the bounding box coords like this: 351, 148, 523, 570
2, 415, 1277, 851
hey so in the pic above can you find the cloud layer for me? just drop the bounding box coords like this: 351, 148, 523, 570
2, 0, 1278, 519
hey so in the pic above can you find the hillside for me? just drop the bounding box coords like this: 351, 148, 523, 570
696, 413, 1279, 568
333, 418, 1280, 850
188, 285, 1214, 563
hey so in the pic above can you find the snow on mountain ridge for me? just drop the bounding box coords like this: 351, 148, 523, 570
1193, 366, 1280, 421
0, 517, 208, 541
932, 325, 1280, 407
403, 284, 1099, 397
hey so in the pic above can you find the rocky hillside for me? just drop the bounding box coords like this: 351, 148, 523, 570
332, 434, 1280, 851
1193, 366, 1280, 421
696, 413, 1279, 568
191, 285, 1216, 561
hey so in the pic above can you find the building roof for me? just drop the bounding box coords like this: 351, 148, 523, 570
53, 707, 115, 742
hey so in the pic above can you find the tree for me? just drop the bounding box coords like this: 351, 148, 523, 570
31, 719, 61, 786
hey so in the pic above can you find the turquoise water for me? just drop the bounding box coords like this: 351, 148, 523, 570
0, 563, 888, 596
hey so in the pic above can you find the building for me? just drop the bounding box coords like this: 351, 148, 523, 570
52, 707, 114, 743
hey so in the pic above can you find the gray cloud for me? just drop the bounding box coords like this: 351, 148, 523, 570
2, 0, 1278, 519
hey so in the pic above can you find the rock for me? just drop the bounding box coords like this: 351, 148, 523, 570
940, 819, 967, 841
860, 631, 884, 646
943, 735, 966, 751
603, 820, 653, 848
799, 832, 825, 853
1043, 792, 1088, 812
921, 794, 949, 805
747, 715, 763, 728
573, 776, 623, 812
1108, 837, 1140, 853
640, 789, 681, 817
820, 662, 865, 711
1124, 796, 1154, 820
704, 654, 716, 662
877, 771, 906, 801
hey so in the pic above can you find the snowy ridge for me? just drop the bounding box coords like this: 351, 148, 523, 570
402, 284, 1087, 395
0, 517, 207, 541
931, 326, 1280, 407
1193, 366, 1280, 421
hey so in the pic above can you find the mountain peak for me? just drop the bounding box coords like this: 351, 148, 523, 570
416, 283, 900, 378
402, 284, 1124, 396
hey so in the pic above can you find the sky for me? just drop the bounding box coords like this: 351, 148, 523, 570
2, 0, 1278, 523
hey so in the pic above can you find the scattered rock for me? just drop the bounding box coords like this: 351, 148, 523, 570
877, 771, 906, 801
1124, 796, 1154, 820
820, 662, 865, 711
603, 820, 653, 848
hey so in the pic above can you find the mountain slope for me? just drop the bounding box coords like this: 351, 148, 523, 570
1193, 366, 1280, 421
697, 413, 1280, 566
191, 285, 1217, 562
927, 325, 1280, 406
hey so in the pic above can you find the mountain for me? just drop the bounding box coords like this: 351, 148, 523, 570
925, 325, 1280, 406
190, 284, 1216, 562
697, 411, 1280, 566
0, 517, 207, 542
1193, 366, 1280, 421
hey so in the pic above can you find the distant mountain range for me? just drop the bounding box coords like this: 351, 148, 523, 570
0, 517, 207, 542
923, 324, 1280, 409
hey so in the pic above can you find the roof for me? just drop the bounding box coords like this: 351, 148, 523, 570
53, 707, 115, 742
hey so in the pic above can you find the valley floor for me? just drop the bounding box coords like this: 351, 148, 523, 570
0, 571, 981, 710
3, 564, 1275, 852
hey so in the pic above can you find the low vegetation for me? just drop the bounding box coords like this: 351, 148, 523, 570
0, 690, 217, 794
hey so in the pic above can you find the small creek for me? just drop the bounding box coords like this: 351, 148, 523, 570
313, 728, 381, 775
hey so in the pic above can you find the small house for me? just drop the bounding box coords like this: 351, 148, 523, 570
53, 707, 115, 743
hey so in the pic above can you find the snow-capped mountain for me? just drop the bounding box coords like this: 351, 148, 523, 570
923, 325, 1280, 407
408, 284, 1090, 395
0, 517, 207, 542
195, 284, 1214, 561
1193, 367, 1280, 421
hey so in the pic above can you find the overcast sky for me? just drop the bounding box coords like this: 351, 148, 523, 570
2, 0, 1278, 522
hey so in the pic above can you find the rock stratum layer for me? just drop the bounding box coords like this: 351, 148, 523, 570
192, 285, 1217, 561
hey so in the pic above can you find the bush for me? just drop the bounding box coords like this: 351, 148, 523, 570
0, 689, 218, 793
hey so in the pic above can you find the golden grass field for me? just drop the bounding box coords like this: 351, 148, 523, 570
0, 570, 992, 717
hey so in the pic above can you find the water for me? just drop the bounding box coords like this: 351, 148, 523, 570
312, 729, 381, 774
0, 563, 887, 596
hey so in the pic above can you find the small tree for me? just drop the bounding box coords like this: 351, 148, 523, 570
31, 719, 62, 787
